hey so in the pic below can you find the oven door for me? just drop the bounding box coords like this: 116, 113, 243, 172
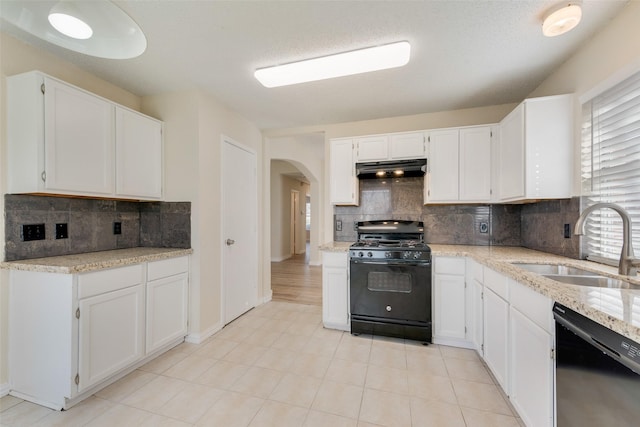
350, 258, 431, 324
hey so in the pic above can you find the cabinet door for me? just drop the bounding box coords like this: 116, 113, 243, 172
330, 138, 359, 205
471, 279, 484, 355
356, 135, 388, 161
389, 132, 425, 159
483, 287, 509, 392
509, 307, 553, 427
322, 252, 349, 331
498, 103, 525, 201
78, 284, 145, 392
426, 129, 459, 202
44, 77, 114, 195
115, 107, 163, 199
434, 273, 466, 340
146, 273, 188, 354
459, 127, 492, 201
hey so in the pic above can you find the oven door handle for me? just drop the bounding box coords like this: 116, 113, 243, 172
351, 260, 431, 267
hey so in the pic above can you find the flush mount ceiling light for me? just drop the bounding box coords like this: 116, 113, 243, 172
0, 0, 146, 59
255, 41, 411, 88
542, 3, 582, 37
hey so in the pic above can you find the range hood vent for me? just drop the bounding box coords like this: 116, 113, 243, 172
356, 159, 426, 179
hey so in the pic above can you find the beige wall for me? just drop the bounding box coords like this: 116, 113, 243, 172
270, 160, 310, 261
143, 91, 263, 339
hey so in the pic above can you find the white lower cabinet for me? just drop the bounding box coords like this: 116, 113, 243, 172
8, 255, 189, 410
483, 286, 510, 392
466, 259, 484, 355
509, 307, 554, 427
146, 257, 189, 353
322, 251, 350, 331
433, 257, 471, 347
78, 284, 145, 392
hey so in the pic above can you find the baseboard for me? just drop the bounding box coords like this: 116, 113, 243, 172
432, 336, 475, 349
1, 382, 9, 397
186, 321, 223, 344
262, 290, 273, 304
271, 254, 291, 262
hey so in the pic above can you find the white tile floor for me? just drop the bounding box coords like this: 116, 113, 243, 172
0, 301, 523, 427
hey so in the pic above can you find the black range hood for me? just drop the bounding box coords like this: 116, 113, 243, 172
356, 159, 426, 179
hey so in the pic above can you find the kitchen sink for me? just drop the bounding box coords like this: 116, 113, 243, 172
541, 274, 638, 289
512, 263, 598, 276
512, 262, 640, 289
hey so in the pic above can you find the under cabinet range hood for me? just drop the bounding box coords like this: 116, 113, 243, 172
356, 159, 426, 179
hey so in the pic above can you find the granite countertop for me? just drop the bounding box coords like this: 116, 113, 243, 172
320, 242, 640, 342
1, 247, 193, 274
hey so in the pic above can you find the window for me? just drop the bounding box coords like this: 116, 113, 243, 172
581, 70, 640, 262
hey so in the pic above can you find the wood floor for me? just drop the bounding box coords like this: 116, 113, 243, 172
271, 251, 322, 306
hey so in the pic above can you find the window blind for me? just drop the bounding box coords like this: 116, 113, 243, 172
581, 70, 640, 262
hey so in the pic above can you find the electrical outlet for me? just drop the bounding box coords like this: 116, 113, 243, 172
564, 223, 571, 238
22, 223, 45, 241
55, 223, 68, 239
113, 222, 122, 235
336, 220, 342, 231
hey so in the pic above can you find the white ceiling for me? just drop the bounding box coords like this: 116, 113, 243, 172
0, 0, 629, 130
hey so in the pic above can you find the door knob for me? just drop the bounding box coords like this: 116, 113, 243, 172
226, 239, 235, 246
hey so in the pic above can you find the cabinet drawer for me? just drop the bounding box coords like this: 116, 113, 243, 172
148, 256, 189, 281
510, 280, 553, 333
484, 267, 509, 300
78, 264, 145, 299
323, 251, 348, 269
435, 257, 465, 275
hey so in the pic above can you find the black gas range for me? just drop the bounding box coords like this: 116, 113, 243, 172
349, 220, 432, 342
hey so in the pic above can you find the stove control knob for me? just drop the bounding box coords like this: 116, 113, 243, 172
386, 305, 392, 312
414, 252, 421, 259
403, 251, 410, 259
358, 252, 364, 257
367, 252, 373, 258
385, 252, 392, 259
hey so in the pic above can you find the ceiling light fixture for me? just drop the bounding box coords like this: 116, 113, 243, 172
542, 3, 582, 37
255, 41, 411, 88
0, 0, 146, 59
48, 12, 93, 40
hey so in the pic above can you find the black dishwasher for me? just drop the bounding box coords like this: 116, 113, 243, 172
553, 303, 640, 427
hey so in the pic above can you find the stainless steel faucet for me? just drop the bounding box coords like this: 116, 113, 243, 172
574, 202, 640, 276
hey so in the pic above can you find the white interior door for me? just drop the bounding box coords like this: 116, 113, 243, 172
222, 138, 258, 324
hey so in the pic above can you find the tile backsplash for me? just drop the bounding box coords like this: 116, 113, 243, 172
334, 177, 580, 258
5, 194, 191, 261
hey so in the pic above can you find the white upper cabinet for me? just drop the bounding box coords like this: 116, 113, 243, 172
354, 132, 426, 162
459, 127, 492, 201
497, 94, 573, 202
7, 71, 163, 200
329, 138, 359, 205
44, 78, 115, 195
425, 129, 459, 202
115, 107, 163, 199
425, 126, 493, 204
355, 135, 389, 161
389, 132, 427, 159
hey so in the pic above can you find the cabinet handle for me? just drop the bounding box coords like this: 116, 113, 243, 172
226, 239, 235, 246
41, 171, 46, 182
75, 374, 80, 385
75, 308, 80, 319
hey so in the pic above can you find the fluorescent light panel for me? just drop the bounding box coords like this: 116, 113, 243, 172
255, 41, 411, 88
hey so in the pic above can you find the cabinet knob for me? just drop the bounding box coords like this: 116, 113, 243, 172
226, 239, 235, 246
386, 305, 392, 312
